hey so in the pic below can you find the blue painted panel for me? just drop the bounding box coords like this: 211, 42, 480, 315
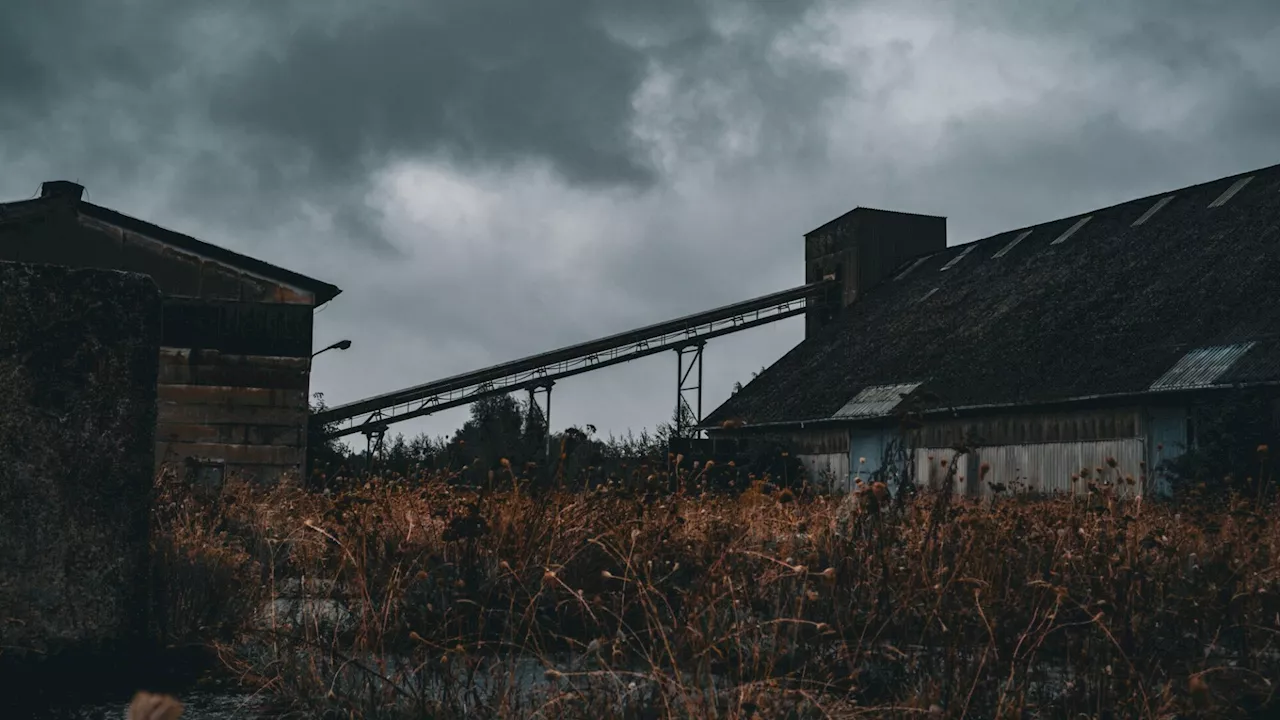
849, 428, 888, 488
1146, 405, 1188, 497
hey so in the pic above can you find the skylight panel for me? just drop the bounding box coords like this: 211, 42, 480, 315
939, 245, 975, 271
1131, 195, 1174, 227
1208, 176, 1253, 208
1150, 343, 1256, 390
833, 382, 923, 419
1049, 216, 1092, 246
992, 230, 1032, 259
894, 256, 928, 281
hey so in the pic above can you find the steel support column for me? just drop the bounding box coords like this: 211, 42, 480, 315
675, 342, 705, 437
527, 381, 554, 462
361, 411, 388, 473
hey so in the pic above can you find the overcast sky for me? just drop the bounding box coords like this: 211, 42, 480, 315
3, 1, 1279, 447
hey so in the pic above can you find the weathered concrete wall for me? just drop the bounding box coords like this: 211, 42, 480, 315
0, 260, 161, 662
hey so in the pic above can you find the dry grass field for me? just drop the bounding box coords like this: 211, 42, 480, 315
150, 457, 1280, 718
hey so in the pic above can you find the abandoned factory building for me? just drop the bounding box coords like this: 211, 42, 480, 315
704, 162, 1280, 498
0, 180, 341, 483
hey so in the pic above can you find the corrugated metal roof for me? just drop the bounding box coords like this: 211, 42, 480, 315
1149, 342, 1256, 390
833, 382, 922, 419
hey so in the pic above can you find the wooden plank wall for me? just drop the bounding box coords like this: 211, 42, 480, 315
154, 349, 311, 483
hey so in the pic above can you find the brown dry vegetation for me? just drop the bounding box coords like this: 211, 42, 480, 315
151, 462, 1280, 719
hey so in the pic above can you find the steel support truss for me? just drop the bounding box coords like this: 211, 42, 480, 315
360, 410, 389, 471
675, 342, 705, 438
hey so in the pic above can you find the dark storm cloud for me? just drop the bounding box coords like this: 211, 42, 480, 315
0, 0, 837, 255
211, 1, 653, 188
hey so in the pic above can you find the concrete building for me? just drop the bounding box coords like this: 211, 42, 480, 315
0, 180, 341, 484
703, 163, 1280, 498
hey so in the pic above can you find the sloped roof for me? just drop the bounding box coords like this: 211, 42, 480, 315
0, 191, 342, 304
706, 162, 1280, 428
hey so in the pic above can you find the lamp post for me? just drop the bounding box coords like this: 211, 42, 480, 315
312, 339, 352, 359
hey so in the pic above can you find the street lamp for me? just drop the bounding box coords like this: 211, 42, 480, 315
312, 339, 352, 359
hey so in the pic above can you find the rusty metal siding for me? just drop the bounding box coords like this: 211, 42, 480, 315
156, 349, 310, 390
155, 442, 303, 468
155, 349, 311, 483
915, 439, 1145, 499
158, 401, 306, 427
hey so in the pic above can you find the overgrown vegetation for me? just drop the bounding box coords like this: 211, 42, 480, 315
152, 447, 1280, 719
308, 392, 683, 491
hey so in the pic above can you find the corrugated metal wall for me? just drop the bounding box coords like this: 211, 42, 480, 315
784, 405, 1190, 499
914, 439, 1146, 499
786, 428, 849, 455
798, 453, 850, 491
913, 407, 1142, 447
914, 448, 972, 494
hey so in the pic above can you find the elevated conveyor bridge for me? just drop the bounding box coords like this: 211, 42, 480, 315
312, 279, 836, 448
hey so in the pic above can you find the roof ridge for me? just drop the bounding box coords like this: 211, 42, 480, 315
954, 159, 1280, 249
77, 201, 342, 304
